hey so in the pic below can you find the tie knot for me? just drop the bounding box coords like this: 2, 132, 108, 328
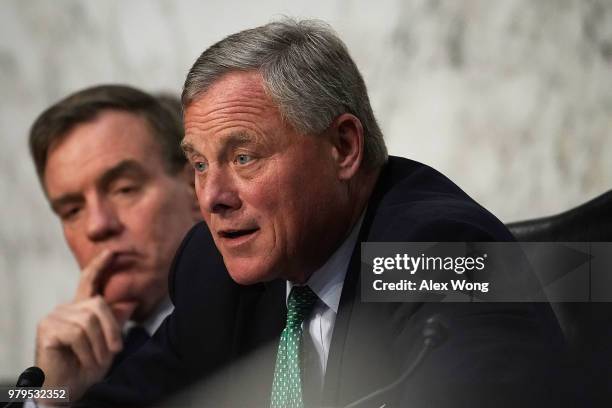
286, 286, 318, 329
124, 326, 150, 351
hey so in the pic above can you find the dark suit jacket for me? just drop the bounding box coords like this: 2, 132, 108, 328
78, 157, 570, 407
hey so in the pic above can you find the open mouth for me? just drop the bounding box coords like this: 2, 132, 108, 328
219, 228, 260, 239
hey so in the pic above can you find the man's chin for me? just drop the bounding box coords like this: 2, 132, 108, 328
226, 261, 277, 286
110, 300, 139, 325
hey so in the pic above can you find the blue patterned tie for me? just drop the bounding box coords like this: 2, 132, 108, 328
270, 286, 318, 408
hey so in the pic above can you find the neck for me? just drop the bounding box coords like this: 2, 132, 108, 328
346, 166, 380, 228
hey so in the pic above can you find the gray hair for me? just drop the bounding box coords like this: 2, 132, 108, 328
182, 18, 387, 169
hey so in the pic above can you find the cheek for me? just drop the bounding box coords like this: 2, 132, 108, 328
275, 176, 340, 251
153, 187, 198, 246
276, 202, 313, 255
131, 186, 187, 238
119, 188, 190, 277
102, 273, 134, 301
255, 195, 306, 266
102, 271, 164, 303
63, 228, 94, 269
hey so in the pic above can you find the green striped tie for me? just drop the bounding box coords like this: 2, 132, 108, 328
270, 285, 318, 408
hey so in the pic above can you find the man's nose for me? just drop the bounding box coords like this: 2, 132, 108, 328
197, 166, 241, 216
86, 198, 123, 241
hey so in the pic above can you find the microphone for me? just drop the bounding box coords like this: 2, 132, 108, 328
16, 368, 45, 388
2, 367, 45, 408
342, 315, 448, 408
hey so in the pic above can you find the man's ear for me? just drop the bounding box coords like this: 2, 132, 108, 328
329, 113, 364, 181
177, 163, 202, 221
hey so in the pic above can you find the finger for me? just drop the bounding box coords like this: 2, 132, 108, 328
74, 250, 114, 301
64, 321, 98, 369
36, 313, 68, 351
45, 317, 98, 369
83, 296, 124, 353
58, 308, 112, 366
47, 306, 109, 365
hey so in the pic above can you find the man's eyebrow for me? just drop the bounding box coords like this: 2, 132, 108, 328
181, 131, 254, 157
180, 140, 196, 155
98, 159, 147, 189
223, 131, 252, 147
50, 193, 83, 214
48, 160, 146, 214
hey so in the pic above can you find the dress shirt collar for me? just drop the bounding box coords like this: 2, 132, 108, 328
287, 212, 365, 314
123, 297, 174, 336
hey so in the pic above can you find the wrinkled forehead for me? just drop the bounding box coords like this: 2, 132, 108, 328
43, 111, 163, 192
184, 70, 272, 113
182, 71, 288, 147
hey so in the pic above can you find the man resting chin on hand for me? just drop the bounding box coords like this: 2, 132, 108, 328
27, 85, 201, 404
36, 250, 129, 397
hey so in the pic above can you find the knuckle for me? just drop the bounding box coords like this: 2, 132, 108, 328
56, 302, 70, 311
68, 324, 86, 341
58, 301, 79, 313
39, 338, 53, 349
37, 315, 59, 335
83, 311, 97, 327
93, 295, 106, 308
36, 319, 49, 333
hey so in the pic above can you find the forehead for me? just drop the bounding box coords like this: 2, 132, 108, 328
183, 71, 284, 148
197, 70, 268, 104
43, 110, 162, 193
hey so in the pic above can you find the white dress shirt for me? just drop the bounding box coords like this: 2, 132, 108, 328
123, 296, 174, 337
286, 213, 364, 382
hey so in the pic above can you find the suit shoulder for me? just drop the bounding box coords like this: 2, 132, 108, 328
168, 221, 226, 302
367, 157, 514, 242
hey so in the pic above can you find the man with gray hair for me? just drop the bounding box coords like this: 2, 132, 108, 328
78, 19, 567, 407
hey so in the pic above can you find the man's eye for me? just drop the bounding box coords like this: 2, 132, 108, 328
109, 181, 142, 197
235, 154, 253, 165
60, 207, 81, 221
194, 161, 208, 173
115, 185, 138, 195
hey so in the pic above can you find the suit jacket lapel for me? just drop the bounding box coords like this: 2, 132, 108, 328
321, 248, 401, 407
227, 279, 286, 406
321, 163, 408, 407
321, 247, 358, 407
